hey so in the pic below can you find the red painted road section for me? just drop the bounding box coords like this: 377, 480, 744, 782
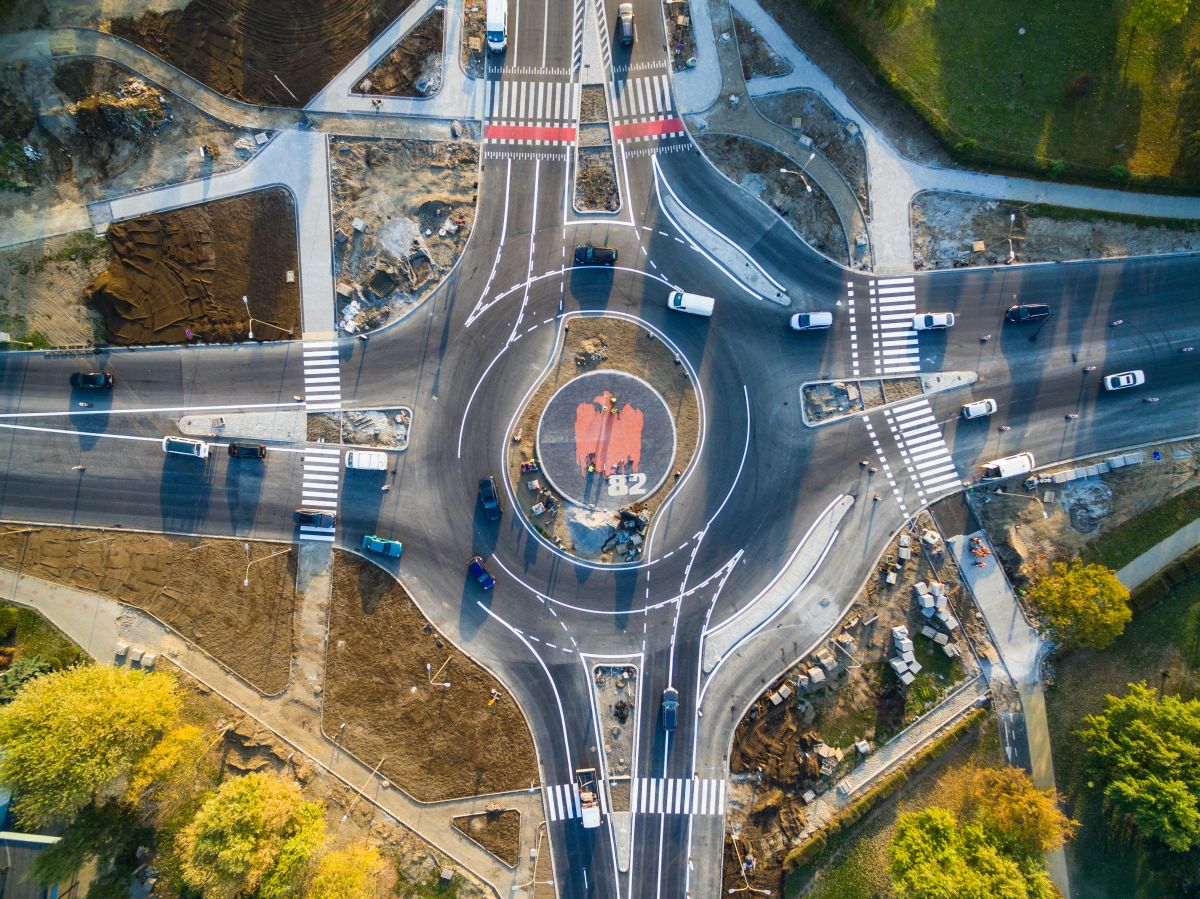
613, 118, 685, 140
484, 124, 577, 142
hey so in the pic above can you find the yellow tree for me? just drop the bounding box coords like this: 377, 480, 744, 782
0, 665, 180, 827
1027, 559, 1131, 649
306, 843, 385, 898
955, 766, 1077, 860
176, 771, 326, 899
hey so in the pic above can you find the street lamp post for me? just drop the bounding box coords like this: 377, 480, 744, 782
243, 547, 290, 587
778, 152, 816, 194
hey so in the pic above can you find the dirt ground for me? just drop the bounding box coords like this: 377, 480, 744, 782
803, 377, 922, 424
107, 0, 414, 107
594, 665, 637, 778
355, 7, 444, 97
0, 527, 297, 694
912, 192, 1200, 270
308, 408, 412, 449
665, 0, 696, 72
697, 134, 846, 264
976, 438, 1200, 588
755, 91, 868, 213
734, 11, 791, 81
451, 810, 521, 867
0, 231, 110, 346
330, 137, 477, 333
725, 514, 982, 888
322, 552, 539, 802
580, 86, 607, 124
0, 0, 191, 32
461, 2, 486, 78
86, 187, 300, 345
757, 0, 952, 168
575, 148, 620, 212
508, 316, 700, 563
0, 58, 258, 232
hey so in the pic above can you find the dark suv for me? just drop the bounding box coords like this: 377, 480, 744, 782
661, 687, 679, 731
294, 509, 335, 528
468, 555, 496, 590
574, 245, 618, 266
1005, 304, 1051, 323
228, 442, 267, 459
478, 476, 502, 521
70, 371, 114, 389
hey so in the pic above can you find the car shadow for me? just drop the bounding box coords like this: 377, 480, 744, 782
158, 455, 213, 533
223, 455, 265, 536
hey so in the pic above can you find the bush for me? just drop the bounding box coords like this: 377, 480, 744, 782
954, 138, 977, 153
1046, 159, 1067, 178
1065, 72, 1095, 101
1109, 164, 1131, 180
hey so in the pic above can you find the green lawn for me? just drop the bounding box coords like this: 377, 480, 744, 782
1044, 571, 1200, 898
804, 0, 1200, 186
1082, 482, 1200, 570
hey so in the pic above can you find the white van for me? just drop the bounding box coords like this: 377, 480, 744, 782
345, 450, 388, 471
666, 290, 715, 317
980, 452, 1035, 481
486, 0, 507, 52
162, 436, 209, 458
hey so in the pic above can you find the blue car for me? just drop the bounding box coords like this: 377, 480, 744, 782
661, 687, 679, 731
468, 555, 496, 590
362, 534, 403, 558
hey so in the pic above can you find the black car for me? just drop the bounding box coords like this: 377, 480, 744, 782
70, 371, 114, 389
478, 476, 502, 521
228, 442, 267, 459
1005, 304, 1051, 323
661, 687, 679, 731
294, 509, 335, 528
574, 245, 618, 266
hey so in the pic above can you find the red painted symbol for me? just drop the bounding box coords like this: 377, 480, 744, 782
574, 390, 644, 477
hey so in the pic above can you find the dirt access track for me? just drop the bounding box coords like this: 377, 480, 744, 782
87, 187, 301, 345
109, 0, 414, 107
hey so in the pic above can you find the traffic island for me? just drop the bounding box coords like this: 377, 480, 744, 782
507, 316, 700, 564
801, 371, 976, 426
451, 809, 521, 867
307, 406, 412, 449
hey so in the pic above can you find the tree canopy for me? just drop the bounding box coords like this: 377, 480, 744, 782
1128, 0, 1191, 32
1078, 682, 1200, 851
176, 771, 326, 899
1027, 559, 1131, 649
888, 808, 1059, 899
0, 665, 180, 827
306, 844, 385, 898
952, 766, 1076, 860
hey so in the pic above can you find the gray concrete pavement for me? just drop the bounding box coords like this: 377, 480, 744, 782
1117, 518, 1200, 589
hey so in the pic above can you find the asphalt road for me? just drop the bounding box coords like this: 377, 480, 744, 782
2, 2, 1200, 897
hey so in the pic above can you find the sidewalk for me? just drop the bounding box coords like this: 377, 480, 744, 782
1117, 518, 1200, 589
679, 0, 870, 263
946, 531, 1068, 896
0, 565, 544, 897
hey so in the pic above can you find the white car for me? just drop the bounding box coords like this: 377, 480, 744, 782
1104, 370, 1145, 391
961, 399, 998, 419
789, 312, 833, 331
913, 312, 955, 330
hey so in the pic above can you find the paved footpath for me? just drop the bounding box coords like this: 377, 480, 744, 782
0, 563, 544, 898
1117, 517, 1200, 589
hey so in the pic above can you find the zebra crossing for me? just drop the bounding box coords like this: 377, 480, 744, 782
543, 777, 727, 823
484, 79, 580, 145
299, 446, 341, 542
611, 75, 685, 143
884, 399, 962, 498
870, 276, 919, 375
302, 340, 341, 411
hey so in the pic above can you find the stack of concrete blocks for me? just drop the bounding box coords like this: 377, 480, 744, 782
889, 626, 921, 685
920, 623, 961, 659
1049, 452, 1144, 485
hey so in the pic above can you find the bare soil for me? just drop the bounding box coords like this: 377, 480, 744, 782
0, 0, 192, 32
574, 147, 620, 212
355, 6, 444, 98
754, 91, 868, 212
109, 0, 415, 107
323, 553, 539, 802
696, 134, 846, 263
802, 377, 922, 424
580, 85, 608, 124
508, 317, 700, 563
912, 191, 1200, 271
665, 0, 696, 72
86, 187, 300, 345
0, 527, 297, 694
308, 407, 412, 449
725, 515, 982, 888
594, 665, 637, 778
733, 11, 791, 81
757, 0, 952, 167
451, 810, 521, 867
330, 138, 477, 333
0, 231, 110, 346
461, 1, 486, 78
0, 58, 258, 238
976, 438, 1200, 589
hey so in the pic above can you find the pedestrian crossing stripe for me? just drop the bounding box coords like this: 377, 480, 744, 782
302, 341, 342, 410
610, 74, 673, 121
869, 279, 919, 376
485, 80, 581, 128
543, 778, 726, 822
886, 399, 961, 497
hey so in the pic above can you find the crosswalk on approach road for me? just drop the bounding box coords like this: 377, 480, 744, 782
543, 777, 727, 822
299, 447, 341, 542
869, 276, 920, 375
302, 340, 342, 411
882, 398, 961, 499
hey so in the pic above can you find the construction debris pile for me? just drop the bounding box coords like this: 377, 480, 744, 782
594, 666, 636, 778
70, 78, 170, 141
600, 509, 650, 561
